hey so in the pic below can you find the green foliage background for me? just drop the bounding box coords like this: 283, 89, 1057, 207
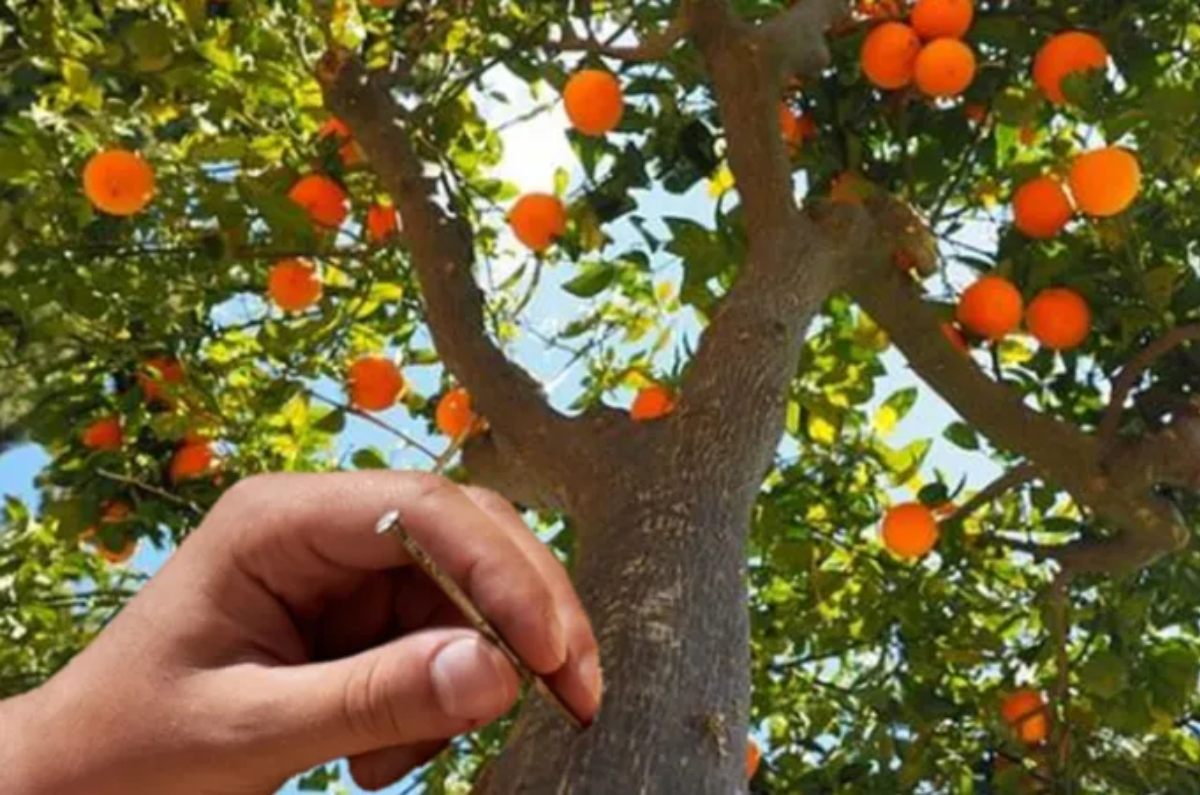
1, 0, 1199, 791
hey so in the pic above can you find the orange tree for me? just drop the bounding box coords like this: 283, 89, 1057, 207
1, 0, 1199, 792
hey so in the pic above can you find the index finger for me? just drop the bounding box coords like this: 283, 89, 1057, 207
199, 471, 570, 675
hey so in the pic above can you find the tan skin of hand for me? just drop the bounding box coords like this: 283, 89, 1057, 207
0, 472, 602, 794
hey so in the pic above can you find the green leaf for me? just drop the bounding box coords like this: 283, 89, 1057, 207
943, 422, 980, 451
351, 447, 389, 470
1080, 649, 1128, 699
562, 262, 617, 298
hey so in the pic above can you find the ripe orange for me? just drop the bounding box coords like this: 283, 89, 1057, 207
563, 70, 624, 137
288, 174, 349, 229
170, 441, 214, 483
856, 0, 904, 19
911, 0, 974, 40
963, 103, 988, 124
509, 193, 567, 252
366, 203, 399, 244
82, 416, 123, 451
348, 356, 405, 412
941, 322, 970, 354
84, 500, 137, 564
82, 149, 155, 216
914, 39, 977, 97
138, 356, 185, 405
267, 259, 322, 312
1012, 176, 1073, 239
436, 387, 478, 439
1018, 125, 1038, 146
1033, 32, 1108, 105
779, 104, 817, 148
318, 116, 363, 166
1000, 688, 1048, 745
956, 276, 1023, 340
1068, 147, 1141, 217
745, 738, 762, 779
631, 385, 676, 422
1026, 288, 1091, 351
861, 22, 922, 90
880, 502, 939, 559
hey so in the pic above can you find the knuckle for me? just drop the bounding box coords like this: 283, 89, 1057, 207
402, 471, 458, 507
341, 655, 403, 744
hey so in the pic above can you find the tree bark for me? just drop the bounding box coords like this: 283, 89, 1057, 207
477, 456, 755, 794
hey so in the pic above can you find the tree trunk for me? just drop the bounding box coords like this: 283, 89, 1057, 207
477, 473, 754, 794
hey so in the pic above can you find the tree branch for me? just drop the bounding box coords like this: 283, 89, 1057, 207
553, 13, 691, 62
945, 463, 1036, 527
1098, 323, 1200, 451
847, 265, 1188, 575
317, 51, 580, 485
760, 0, 851, 80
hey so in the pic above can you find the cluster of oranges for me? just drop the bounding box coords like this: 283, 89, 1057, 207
954, 275, 1091, 352
861, 0, 977, 98
507, 68, 623, 253
1013, 147, 1141, 239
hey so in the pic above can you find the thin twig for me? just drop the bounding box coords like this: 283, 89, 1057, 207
1098, 324, 1200, 450
945, 463, 1036, 527
307, 390, 441, 463
1050, 571, 1072, 789
375, 511, 585, 731
552, 13, 690, 62
96, 469, 203, 516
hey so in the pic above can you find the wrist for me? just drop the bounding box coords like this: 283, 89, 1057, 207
1, 680, 97, 794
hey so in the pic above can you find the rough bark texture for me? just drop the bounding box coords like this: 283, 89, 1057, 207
477, 457, 755, 794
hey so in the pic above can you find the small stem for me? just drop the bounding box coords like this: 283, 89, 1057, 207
945, 463, 1036, 527
307, 390, 441, 463
96, 469, 203, 515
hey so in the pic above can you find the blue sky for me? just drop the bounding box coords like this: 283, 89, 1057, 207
0, 66, 1004, 793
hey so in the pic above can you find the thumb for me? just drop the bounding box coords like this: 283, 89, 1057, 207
242, 629, 520, 771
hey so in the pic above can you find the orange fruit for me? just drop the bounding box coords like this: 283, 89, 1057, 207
318, 116, 363, 166
857, 0, 904, 19
348, 356, 405, 412
1012, 176, 1073, 239
1068, 147, 1141, 217
509, 193, 567, 252
1025, 287, 1091, 351
267, 259, 322, 312
82, 149, 155, 216
880, 502, 939, 559
84, 500, 137, 564
631, 385, 676, 422
563, 70, 624, 137
138, 356, 185, 405
82, 416, 123, 451
956, 276, 1023, 340
914, 39, 977, 97
366, 203, 399, 244
1000, 688, 1048, 745
745, 738, 762, 779
941, 322, 970, 354
1033, 32, 1108, 105
436, 387, 478, 439
170, 441, 214, 483
1019, 125, 1038, 146
288, 174, 349, 229
369, 0, 400, 7
861, 22, 922, 90
911, 0, 973, 39
963, 103, 988, 124
779, 104, 817, 148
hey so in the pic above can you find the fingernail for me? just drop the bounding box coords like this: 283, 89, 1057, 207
578, 649, 603, 709
431, 637, 512, 720
548, 610, 568, 668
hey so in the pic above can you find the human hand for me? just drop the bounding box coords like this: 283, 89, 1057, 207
2, 472, 601, 794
